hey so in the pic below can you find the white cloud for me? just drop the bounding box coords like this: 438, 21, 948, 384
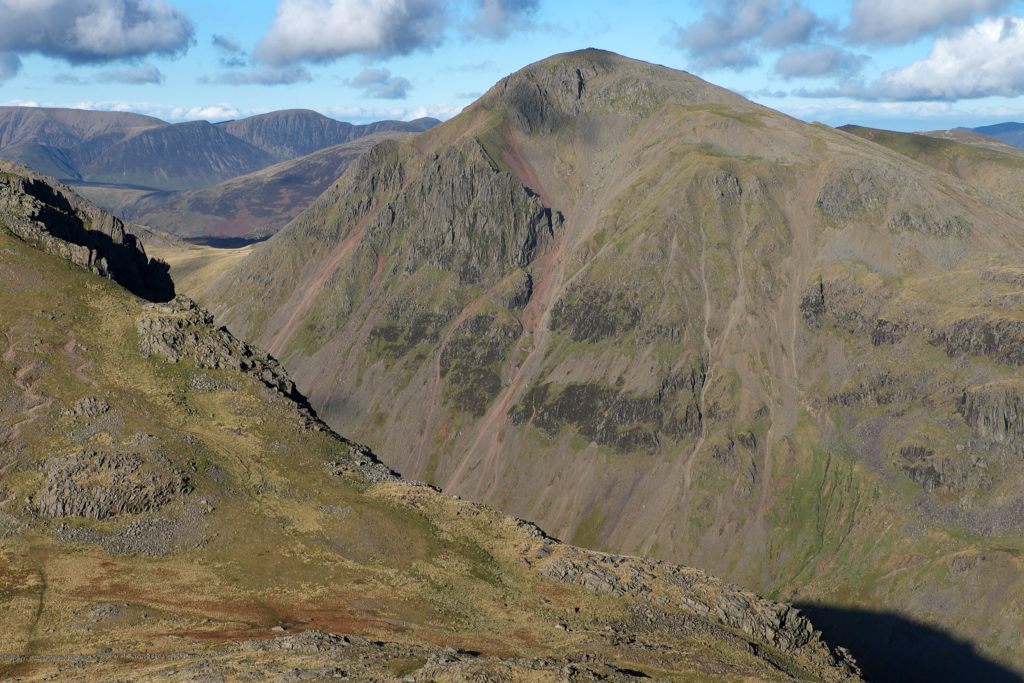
256, 0, 447, 63
775, 46, 866, 79
467, 0, 539, 39
847, 0, 1012, 44
0, 0, 194, 64
97, 64, 164, 84
323, 101, 460, 123
170, 104, 245, 122
347, 68, 412, 99
255, 0, 538, 64
208, 66, 312, 85
873, 16, 1024, 99
676, 0, 826, 70
212, 34, 243, 54
51, 100, 247, 123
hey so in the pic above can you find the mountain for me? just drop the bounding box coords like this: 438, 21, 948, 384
76, 120, 276, 191
217, 108, 440, 162
918, 128, 1024, 156
0, 106, 164, 150
969, 122, 1024, 149
114, 131, 423, 239
195, 49, 1024, 678
0, 106, 440, 218
0, 163, 858, 681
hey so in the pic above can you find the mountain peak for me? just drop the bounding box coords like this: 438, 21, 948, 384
478, 48, 750, 133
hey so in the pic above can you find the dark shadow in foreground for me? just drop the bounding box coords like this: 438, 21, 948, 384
795, 603, 1022, 683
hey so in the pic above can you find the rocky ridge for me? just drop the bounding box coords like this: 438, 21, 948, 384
0, 160, 172, 301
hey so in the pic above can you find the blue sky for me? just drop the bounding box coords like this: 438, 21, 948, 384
3, 0, 1024, 131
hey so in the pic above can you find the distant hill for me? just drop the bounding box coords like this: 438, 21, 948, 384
0, 106, 440, 199
113, 130, 421, 238
917, 128, 1024, 156
217, 109, 439, 162
0, 105, 163, 150
78, 120, 275, 191
840, 124, 1024, 215
967, 122, 1024, 149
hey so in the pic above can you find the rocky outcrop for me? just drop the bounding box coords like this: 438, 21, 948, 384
537, 546, 858, 676
137, 296, 301, 401
509, 369, 704, 454
363, 137, 560, 284
0, 161, 173, 301
934, 315, 1024, 367
30, 450, 190, 520
137, 295, 401, 483
815, 163, 972, 238
960, 383, 1024, 441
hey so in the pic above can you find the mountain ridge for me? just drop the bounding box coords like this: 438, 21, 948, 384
0, 106, 441, 233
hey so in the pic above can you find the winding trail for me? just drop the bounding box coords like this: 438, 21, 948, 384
64, 333, 97, 387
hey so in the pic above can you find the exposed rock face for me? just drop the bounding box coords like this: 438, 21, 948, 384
0, 161, 173, 301
960, 383, 1024, 441
137, 296, 299, 401
31, 450, 190, 520
935, 315, 1024, 366
538, 547, 828, 656
814, 162, 972, 238
366, 137, 560, 284
510, 373, 703, 454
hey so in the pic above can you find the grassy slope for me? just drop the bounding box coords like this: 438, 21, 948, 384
197, 51, 1024, 675
840, 124, 1024, 214
0, 223, 854, 681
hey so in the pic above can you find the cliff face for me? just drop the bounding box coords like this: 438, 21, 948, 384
0, 160, 173, 301
197, 49, 1024, 676
0, 170, 859, 682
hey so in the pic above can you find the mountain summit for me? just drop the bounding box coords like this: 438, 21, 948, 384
201, 50, 1024, 678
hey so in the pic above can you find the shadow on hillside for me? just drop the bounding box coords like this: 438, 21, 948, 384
184, 235, 269, 248
25, 178, 175, 302
795, 603, 1022, 683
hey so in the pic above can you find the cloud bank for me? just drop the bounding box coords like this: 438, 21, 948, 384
847, 0, 1013, 44
873, 16, 1024, 99
0, 0, 193, 72
348, 68, 412, 99
256, 0, 537, 64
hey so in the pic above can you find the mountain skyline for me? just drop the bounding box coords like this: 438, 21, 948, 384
4, 1, 1024, 131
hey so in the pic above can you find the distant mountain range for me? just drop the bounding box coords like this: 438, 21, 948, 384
0, 106, 439, 237
962, 122, 1024, 150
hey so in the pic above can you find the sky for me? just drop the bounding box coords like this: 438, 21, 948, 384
3, 0, 1024, 131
